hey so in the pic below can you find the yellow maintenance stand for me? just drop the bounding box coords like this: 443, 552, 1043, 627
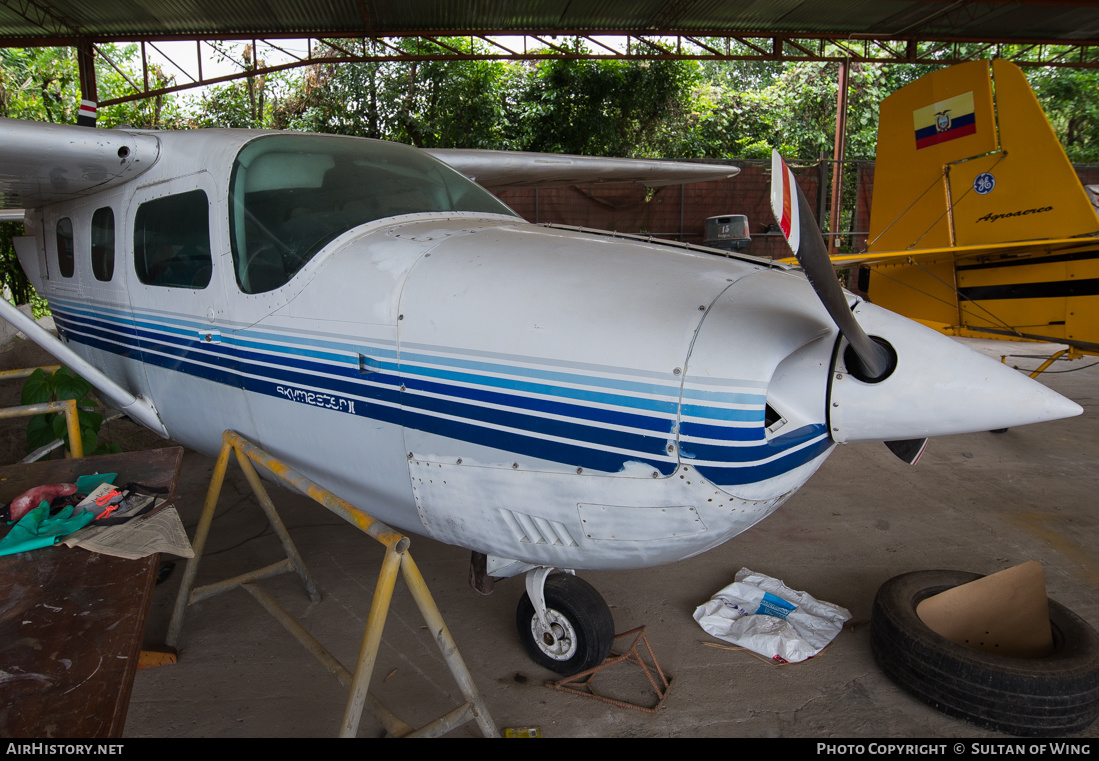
165, 430, 498, 738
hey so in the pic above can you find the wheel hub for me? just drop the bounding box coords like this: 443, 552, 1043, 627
531, 608, 578, 661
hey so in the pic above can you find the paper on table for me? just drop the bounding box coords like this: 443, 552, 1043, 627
62, 506, 194, 559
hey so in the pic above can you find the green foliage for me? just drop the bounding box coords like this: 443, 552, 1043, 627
0, 46, 182, 128
0, 221, 34, 307
213, 38, 524, 150
189, 44, 281, 129
516, 56, 701, 157
19, 367, 120, 456
3, 41, 1098, 163
1029, 67, 1099, 163
4, 41, 1099, 271
0, 47, 79, 122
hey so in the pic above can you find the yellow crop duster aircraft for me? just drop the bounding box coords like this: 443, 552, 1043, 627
832, 59, 1099, 369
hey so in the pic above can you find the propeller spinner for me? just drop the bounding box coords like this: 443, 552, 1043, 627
767, 150, 1081, 463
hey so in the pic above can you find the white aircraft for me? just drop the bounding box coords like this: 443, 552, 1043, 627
0, 117, 1081, 675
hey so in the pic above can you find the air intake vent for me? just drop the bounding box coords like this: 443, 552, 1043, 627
500, 509, 579, 547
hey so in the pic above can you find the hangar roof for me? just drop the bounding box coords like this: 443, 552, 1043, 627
3, 0, 1098, 47
6, 1, 1098, 106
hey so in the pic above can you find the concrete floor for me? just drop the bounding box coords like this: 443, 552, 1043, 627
7, 337, 1098, 738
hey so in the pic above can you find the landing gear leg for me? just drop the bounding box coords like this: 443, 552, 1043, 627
516, 568, 615, 676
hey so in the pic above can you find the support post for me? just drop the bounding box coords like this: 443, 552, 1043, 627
167, 430, 498, 738
76, 38, 98, 127
829, 59, 850, 254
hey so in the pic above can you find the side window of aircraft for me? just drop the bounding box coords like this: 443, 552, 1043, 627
229, 133, 516, 295
91, 207, 115, 282
55, 217, 75, 278
134, 190, 212, 289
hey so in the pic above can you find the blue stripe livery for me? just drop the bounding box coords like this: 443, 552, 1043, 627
51, 299, 829, 486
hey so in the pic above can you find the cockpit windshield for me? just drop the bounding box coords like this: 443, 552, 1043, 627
229, 133, 517, 294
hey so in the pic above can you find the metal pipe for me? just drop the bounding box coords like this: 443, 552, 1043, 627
62, 399, 81, 458
188, 559, 293, 604
232, 443, 322, 602
239, 582, 415, 738
339, 545, 403, 738
166, 437, 234, 647
225, 431, 407, 550
1028, 349, 1070, 379
0, 365, 60, 380
0, 297, 168, 437
404, 703, 475, 738
0, 399, 83, 458
241, 581, 351, 684
828, 59, 850, 254
169, 429, 496, 738
400, 554, 499, 738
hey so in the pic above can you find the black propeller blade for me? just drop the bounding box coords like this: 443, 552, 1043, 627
769, 152, 924, 464
769, 151, 895, 382
884, 438, 929, 465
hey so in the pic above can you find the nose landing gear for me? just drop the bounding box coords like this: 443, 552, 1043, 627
516, 569, 615, 675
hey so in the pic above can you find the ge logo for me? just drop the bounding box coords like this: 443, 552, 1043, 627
974, 172, 996, 195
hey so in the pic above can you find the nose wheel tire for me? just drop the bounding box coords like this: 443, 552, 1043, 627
516, 573, 615, 676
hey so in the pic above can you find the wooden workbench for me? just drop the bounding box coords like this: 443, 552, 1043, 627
0, 447, 183, 738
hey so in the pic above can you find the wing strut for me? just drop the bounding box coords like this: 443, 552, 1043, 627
0, 298, 169, 438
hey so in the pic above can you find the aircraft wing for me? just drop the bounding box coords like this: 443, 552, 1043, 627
783, 235, 1099, 268
0, 117, 160, 210
425, 148, 739, 189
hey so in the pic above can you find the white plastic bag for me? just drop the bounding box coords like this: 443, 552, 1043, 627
693, 568, 852, 663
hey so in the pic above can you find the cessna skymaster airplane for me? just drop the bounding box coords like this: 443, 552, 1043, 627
0, 116, 1082, 675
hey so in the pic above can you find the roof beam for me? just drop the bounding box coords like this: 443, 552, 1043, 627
87, 32, 1099, 107
0, 0, 80, 37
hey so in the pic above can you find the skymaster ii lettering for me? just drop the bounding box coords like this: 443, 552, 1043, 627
976, 206, 1053, 223
276, 385, 357, 415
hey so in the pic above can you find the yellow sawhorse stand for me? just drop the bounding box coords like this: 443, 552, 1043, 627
165, 430, 498, 738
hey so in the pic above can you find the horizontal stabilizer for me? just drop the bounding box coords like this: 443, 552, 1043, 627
827, 234, 1099, 268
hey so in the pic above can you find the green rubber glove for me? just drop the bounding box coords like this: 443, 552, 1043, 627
0, 502, 95, 557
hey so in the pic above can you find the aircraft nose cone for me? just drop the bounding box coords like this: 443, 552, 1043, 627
829, 301, 1082, 443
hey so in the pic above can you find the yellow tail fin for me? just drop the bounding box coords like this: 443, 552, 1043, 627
869, 59, 1099, 253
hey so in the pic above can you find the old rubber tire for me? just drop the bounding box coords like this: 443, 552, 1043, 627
516, 573, 615, 676
871, 570, 1099, 736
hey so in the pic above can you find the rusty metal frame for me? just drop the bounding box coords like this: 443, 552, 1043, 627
40, 32, 1096, 108
997, 345, 1085, 379
0, 398, 82, 458
0, 365, 83, 458
165, 429, 498, 738
547, 626, 673, 714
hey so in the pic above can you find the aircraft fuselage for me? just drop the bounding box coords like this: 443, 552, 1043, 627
11, 127, 1080, 575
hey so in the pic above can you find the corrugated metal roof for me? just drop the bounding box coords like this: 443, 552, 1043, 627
1, 0, 1097, 44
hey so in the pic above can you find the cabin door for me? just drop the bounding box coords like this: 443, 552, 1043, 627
123, 172, 253, 453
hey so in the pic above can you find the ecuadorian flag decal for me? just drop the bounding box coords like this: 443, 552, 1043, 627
913, 91, 976, 149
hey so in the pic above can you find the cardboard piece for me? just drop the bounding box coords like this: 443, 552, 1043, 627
916, 561, 1053, 658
